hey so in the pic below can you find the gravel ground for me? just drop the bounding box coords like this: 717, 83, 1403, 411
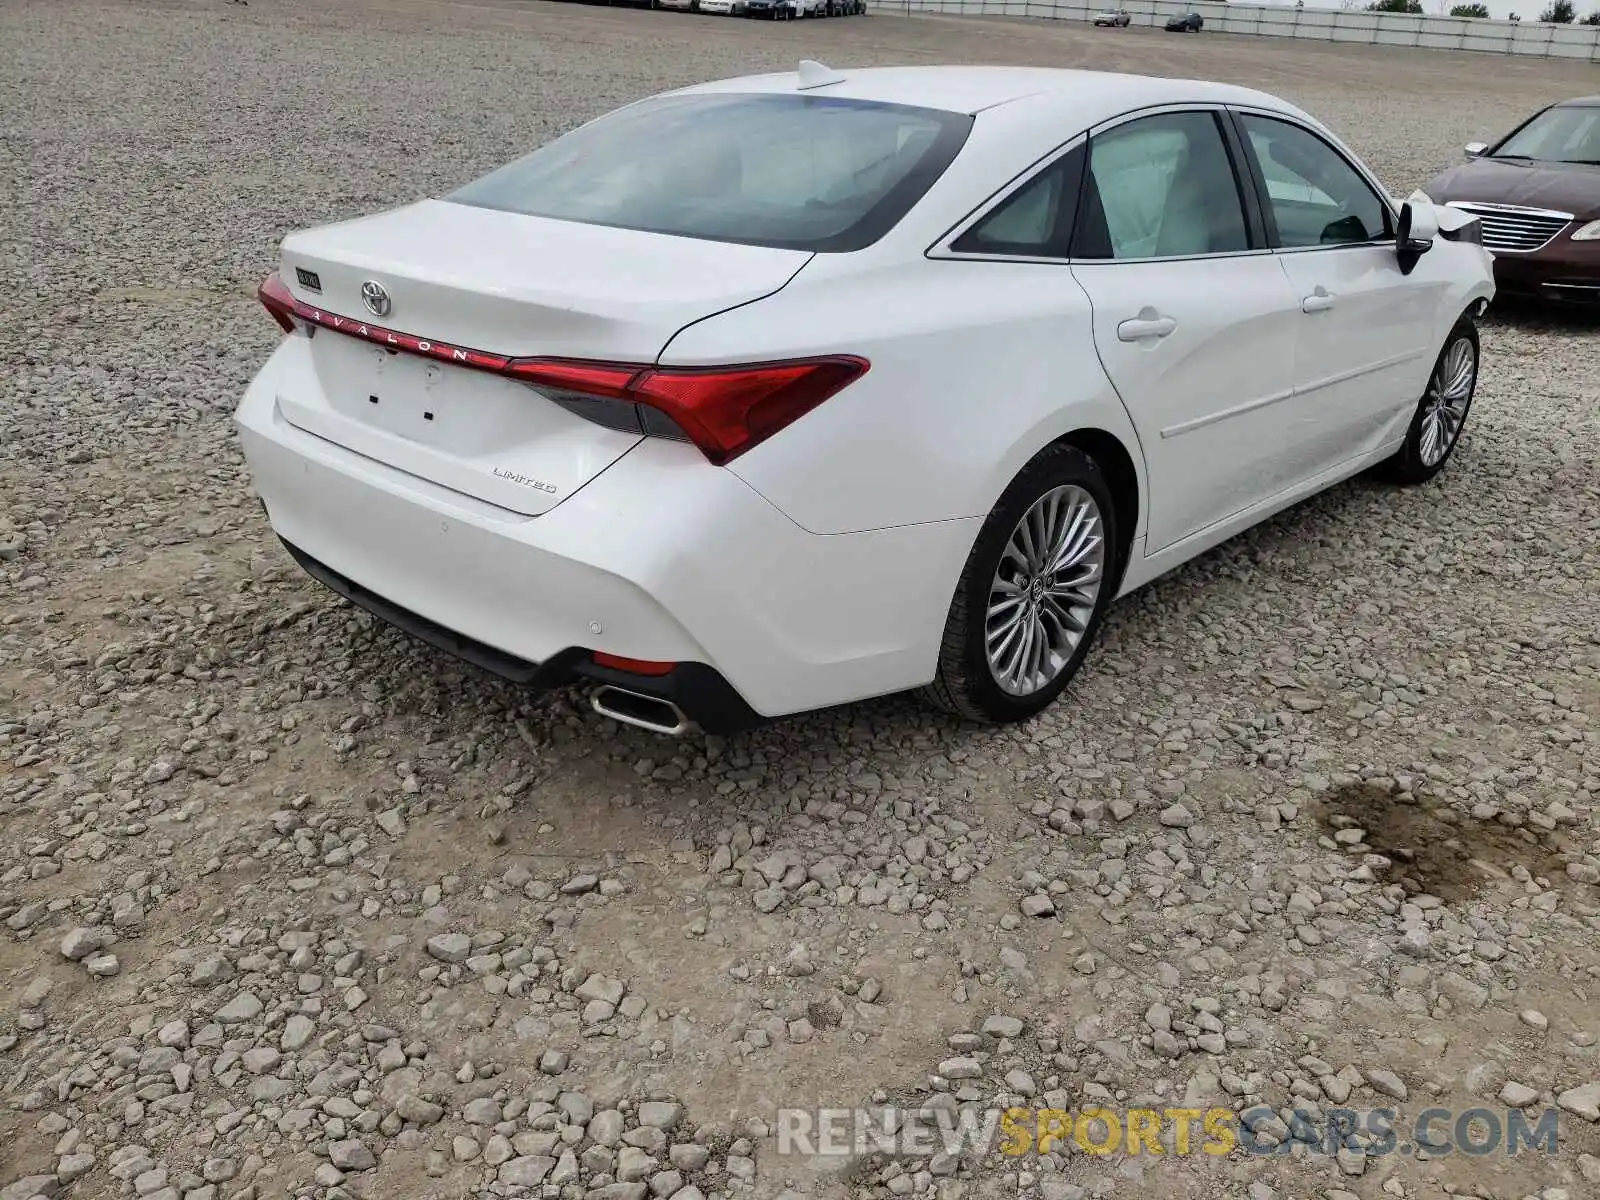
3, 2, 1600, 1200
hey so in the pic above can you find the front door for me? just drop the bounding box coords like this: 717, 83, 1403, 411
1234, 111, 1442, 464
1069, 108, 1305, 553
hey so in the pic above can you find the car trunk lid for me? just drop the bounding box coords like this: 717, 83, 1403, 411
272, 199, 812, 516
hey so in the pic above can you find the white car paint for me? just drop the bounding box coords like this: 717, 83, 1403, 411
276, 202, 809, 516
236, 65, 1495, 732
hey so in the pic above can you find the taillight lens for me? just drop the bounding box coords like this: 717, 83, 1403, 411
258, 272, 298, 334
502, 359, 638, 399
508, 356, 869, 465
256, 279, 869, 464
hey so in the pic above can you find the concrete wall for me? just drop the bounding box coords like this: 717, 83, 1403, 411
865, 0, 1600, 61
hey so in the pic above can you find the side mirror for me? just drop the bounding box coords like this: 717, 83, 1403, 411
1396, 201, 1438, 276
1464, 142, 1487, 159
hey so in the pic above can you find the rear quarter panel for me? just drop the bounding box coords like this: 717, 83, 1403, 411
659, 257, 1147, 539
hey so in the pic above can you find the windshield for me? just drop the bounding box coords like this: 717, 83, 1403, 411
447, 92, 973, 252
1493, 104, 1600, 164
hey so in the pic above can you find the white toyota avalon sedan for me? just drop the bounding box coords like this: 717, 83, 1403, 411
238, 63, 1495, 736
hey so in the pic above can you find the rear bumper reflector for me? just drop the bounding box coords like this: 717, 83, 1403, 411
593, 652, 678, 676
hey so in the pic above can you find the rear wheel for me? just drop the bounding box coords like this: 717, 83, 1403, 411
921, 445, 1117, 724
1380, 315, 1479, 485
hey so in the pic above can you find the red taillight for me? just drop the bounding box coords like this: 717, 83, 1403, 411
260, 289, 868, 464
509, 356, 870, 465
258, 272, 297, 334
635, 359, 869, 466
502, 359, 641, 401
593, 652, 677, 677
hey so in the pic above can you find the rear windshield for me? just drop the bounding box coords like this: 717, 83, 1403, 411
446, 92, 973, 253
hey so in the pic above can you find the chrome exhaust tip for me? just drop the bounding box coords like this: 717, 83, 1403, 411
591, 685, 691, 736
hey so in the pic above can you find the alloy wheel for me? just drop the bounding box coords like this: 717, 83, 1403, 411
985, 485, 1106, 697
1419, 335, 1475, 467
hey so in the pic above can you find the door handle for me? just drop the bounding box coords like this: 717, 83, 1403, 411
1117, 313, 1177, 342
1302, 287, 1336, 313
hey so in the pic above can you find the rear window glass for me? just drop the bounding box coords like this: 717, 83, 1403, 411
446, 92, 973, 253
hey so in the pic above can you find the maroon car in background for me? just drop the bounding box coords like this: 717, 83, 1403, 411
1421, 95, 1600, 307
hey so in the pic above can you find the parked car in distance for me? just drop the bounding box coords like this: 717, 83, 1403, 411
745, 0, 797, 15
1420, 95, 1600, 306
1166, 11, 1204, 30
1093, 9, 1132, 25
697, 0, 746, 13
657, 0, 697, 10
242, 63, 1494, 736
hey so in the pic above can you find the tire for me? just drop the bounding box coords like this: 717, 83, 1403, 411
921, 445, 1118, 724
1379, 314, 1479, 486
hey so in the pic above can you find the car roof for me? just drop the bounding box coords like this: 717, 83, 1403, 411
1556, 96, 1600, 108
670, 65, 1292, 122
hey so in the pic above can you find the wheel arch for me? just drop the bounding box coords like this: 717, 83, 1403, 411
1046, 427, 1142, 589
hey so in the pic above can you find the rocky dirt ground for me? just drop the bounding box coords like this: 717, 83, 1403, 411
2, 2, 1599, 1199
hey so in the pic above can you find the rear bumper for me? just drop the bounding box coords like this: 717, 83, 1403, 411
235, 344, 978, 725
281, 538, 764, 733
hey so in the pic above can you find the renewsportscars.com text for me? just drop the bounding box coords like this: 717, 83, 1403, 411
775, 1105, 1562, 1160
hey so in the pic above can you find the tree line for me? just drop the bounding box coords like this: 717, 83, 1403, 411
1364, 0, 1598, 21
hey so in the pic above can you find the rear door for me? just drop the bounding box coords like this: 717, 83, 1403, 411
275, 201, 811, 516
1231, 110, 1441, 467
1068, 108, 1305, 553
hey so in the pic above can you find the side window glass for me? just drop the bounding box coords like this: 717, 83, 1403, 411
1240, 114, 1391, 247
1074, 111, 1248, 261
951, 145, 1083, 258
